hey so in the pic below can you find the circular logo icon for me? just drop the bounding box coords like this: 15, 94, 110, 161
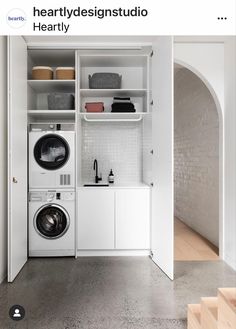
9, 305, 25, 321
7, 8, 27, 28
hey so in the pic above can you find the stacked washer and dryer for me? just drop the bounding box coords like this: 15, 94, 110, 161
28, 124, 75, 257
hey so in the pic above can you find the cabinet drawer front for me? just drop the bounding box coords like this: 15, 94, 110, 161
78, 190, 115, 249
115, 189, 150, 249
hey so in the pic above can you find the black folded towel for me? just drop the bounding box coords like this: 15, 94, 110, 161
111, 102, 135, 112
113, 97, 131, 103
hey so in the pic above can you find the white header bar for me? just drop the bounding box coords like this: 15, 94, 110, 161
0, 0, 235, 35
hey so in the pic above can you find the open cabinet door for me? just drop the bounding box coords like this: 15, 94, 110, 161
151, 37, 174, 280
8, 36, 28, 282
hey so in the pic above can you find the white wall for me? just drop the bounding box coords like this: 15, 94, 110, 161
174, 37, 236, 270
174, 68, 219, 246
0, 36, 7, 283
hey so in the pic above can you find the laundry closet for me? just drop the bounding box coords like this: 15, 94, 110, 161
7, 36, 173, 282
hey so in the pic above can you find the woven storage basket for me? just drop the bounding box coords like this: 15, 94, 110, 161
32, 66, 53, 80
89, 73, 121, 89
56, 67, 75, 80
48, 93, 75, 110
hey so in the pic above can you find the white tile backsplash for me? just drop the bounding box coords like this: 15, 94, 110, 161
82, 122, 142, 184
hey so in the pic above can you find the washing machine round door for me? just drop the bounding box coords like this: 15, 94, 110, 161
34, 205, 70, 239
34, 134, 69, 170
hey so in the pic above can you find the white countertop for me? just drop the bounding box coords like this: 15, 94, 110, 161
78, 182, 150, 189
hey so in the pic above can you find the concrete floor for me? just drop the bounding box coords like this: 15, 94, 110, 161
0, 257, 235, 329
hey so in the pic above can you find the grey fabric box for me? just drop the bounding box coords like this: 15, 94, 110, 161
48, 93, 75, 110
89, 73, 122, 89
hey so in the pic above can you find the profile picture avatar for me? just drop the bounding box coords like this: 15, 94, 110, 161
7, 8, 27, 28
9, 305, 25, 321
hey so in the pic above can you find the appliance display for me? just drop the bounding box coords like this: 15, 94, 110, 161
29, 129, 75, 189
29, 190, 75, 257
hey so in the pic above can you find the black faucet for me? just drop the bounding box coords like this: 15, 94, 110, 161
93, 159, 102, 183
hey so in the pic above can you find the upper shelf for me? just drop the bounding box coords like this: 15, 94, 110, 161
80, 89, 147, 97
28, 80, 75, 93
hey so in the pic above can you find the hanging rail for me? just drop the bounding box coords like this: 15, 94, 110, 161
82, 114, 143, 122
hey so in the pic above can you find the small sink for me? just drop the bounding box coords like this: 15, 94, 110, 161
83, 184, 109, 187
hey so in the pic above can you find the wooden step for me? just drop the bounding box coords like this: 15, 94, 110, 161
188, 304, 201, 329
218, 288, 236, 329
201, 297, 218, 329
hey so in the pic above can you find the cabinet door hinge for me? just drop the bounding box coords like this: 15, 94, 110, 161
150, 150, 153, 155
150, 100, 154, 106
150, 50, 154, 57
150, 182, 154, 187
150, 250, 154, 258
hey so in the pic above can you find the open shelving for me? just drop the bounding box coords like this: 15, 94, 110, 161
26, 49, 151, 123
27, 49, 76, 123
78, 53, 150, 122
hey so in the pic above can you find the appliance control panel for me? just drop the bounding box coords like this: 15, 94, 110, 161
29, 191, 75, 202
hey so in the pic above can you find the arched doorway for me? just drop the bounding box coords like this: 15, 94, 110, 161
174, 62, 222, 261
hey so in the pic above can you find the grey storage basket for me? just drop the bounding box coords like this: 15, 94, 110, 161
48, 93, 75, 110
89, 73, 122, 89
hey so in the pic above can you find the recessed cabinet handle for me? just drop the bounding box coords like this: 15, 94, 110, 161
12, 177, 18, 183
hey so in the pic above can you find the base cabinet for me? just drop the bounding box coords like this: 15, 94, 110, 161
77, 190, 115, 249
115, 190, 150, 249
77, 188, 150, 251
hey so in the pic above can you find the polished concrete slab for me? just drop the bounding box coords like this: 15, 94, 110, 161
0, 257, 235, 329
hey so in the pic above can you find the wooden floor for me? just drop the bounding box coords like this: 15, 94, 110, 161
174, 217, 219, 261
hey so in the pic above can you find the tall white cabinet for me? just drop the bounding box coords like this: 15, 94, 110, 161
7, 36, 173, 282
8, 36, 28, 283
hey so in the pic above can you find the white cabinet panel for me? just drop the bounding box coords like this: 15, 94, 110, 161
77, 190, 114, 249
151, 37, 174, 280
8, 36, 28, 282
115, 189, 150, 249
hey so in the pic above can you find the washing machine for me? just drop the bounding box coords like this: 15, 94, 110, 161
29, 190, 75, 257
29, 126, 75, 189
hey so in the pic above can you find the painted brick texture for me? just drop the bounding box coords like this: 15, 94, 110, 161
174, 68, 219, 247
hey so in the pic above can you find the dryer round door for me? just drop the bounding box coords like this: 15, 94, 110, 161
34, 134, 70, 170
34, 204, 70, 239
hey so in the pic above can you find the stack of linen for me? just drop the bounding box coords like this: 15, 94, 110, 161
111, 97, 135, 112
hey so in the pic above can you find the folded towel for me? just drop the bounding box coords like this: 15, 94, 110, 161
111, 102, 135, 112
113, 97, 131, 103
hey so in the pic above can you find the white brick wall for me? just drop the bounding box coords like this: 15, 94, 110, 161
82, 121, 142, 184
174, 68, 219, 247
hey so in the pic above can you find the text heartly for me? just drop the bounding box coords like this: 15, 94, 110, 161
33, 22, 70, 33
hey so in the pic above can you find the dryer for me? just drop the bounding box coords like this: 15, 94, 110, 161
29, 127, 75, 189
29, 190, 75, 257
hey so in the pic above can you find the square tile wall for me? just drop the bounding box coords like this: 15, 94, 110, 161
81, 121, 143, 184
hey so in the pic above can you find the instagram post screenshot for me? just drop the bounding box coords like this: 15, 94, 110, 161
0, 0, 236, 328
